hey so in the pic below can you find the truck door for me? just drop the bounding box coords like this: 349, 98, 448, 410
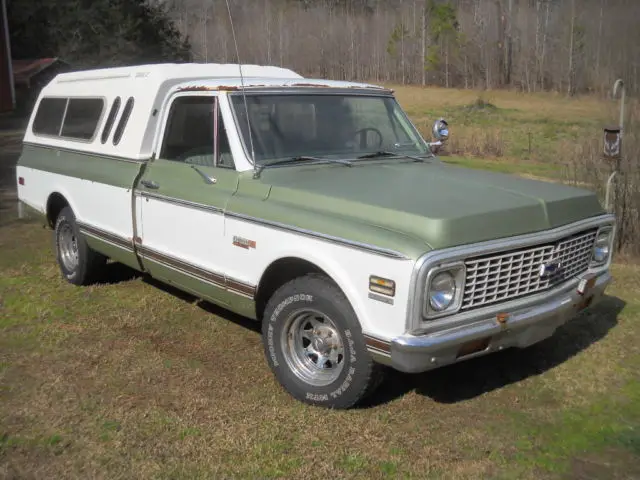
134, 93, 239, 306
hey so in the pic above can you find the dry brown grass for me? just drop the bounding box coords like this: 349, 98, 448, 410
389, 84, 610, 123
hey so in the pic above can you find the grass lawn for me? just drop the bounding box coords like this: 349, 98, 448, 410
1, 87, 639, 478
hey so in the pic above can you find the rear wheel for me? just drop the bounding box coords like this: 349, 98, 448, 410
54, 206, 106, 285
262, 274, 384, 409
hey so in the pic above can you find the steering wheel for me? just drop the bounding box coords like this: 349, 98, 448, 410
176, 146, 214, 163
353, 127, 383, 150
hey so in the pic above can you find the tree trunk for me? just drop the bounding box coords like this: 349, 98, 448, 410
265, 0, 271, 64
505, 0, 513, 86
596, 0, 604, 83
567, 0, 575, 96
421, 4, 426, 86
540, 0, 549, 91
278, 8, 283, 67
445, 38, 449, 88
496, 0, 505, 86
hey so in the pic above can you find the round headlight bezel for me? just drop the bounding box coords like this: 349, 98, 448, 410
429, 271, 456, 312
591, 227, 613, 265
423, 264, 465, 320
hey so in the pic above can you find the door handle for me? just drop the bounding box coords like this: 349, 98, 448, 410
141, 179, 159, 189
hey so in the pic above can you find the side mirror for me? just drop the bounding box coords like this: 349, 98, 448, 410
432, 118, 449, 142
429, 118, 449, 155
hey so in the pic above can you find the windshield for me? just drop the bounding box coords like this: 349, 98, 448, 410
229, 93, 429, 165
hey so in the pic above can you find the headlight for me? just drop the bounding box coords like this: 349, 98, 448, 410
424, 264, 465, 319
591, 227, 613, 265
429, 272, 456, 311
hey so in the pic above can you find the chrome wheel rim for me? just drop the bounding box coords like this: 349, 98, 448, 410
58, 223, 79, 272
281, 308, 345, 387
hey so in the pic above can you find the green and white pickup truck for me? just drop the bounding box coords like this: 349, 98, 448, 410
16, 63, 615, 409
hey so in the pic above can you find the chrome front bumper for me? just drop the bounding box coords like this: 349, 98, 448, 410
387, 271, 611, 373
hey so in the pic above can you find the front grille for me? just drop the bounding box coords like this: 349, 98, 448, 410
461, 229, 597, 311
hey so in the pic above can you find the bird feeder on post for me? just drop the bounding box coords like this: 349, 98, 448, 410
604, 79, 625, 213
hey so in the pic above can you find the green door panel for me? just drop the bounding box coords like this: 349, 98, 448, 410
135, 158, 244, 313
136, 158, 239, 206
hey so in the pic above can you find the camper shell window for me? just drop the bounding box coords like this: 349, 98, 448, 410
60, 98, 105, 141
32, 96, 105, 142
32, 97, 67, 137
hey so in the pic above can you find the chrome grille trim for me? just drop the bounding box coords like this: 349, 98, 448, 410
461, 229, 597, 310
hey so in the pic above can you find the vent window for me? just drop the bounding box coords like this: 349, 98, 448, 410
113, 97, 134, 146
101, 97, 121, 144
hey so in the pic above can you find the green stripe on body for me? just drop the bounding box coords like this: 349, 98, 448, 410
18, 144, 143, 189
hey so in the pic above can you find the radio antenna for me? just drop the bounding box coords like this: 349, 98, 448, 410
224, 0, 257, 176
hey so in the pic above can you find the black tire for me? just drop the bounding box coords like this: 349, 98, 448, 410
54, 206, 106, 286
262, 274, 384, 409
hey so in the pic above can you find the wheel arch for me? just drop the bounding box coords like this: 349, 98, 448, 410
255, 253, 369, 322
46, 192, 72, 228
255, 257, 328, 322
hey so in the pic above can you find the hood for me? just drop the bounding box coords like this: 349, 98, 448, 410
242, 160, 605, 256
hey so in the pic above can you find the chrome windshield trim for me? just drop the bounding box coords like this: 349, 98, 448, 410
405, 213, 616, 334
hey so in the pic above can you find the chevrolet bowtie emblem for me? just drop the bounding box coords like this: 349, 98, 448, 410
539, 261, 561, 278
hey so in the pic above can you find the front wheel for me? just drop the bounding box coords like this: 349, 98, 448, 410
262, 274, 384, 409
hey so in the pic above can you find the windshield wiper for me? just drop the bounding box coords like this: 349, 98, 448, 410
254, 156, 352, 178
356, 151, 431, 162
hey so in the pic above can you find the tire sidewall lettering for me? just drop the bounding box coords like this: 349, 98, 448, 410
267, 294, 314, 369
266, 289, 366, 405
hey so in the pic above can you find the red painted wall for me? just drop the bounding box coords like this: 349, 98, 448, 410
0, 0, 15, 113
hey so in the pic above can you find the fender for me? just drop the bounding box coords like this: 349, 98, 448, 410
257, 247, 412, 337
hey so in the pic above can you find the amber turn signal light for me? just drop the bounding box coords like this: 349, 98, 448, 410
369, 275, 396, 297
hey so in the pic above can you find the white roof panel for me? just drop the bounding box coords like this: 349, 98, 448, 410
52, 63, 303, 84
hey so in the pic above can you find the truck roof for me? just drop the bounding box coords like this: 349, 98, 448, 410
52, 62, 304, 84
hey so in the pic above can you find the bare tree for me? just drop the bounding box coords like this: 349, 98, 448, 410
167, 0, 639, 95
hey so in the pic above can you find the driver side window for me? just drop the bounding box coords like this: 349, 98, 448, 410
159, 96, 235, 169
